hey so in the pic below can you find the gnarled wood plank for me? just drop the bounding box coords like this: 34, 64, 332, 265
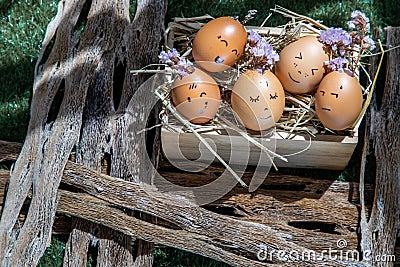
0, 0, 96, 264
360, 27, 400, 267
59, 161, 367, 266
0, 142, 378, 261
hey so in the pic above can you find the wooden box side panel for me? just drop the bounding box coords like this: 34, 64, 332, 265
161, 130, 357, 170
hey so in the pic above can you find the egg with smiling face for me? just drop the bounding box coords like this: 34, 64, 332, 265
315, 71, 363, 130
231, 70, 285, 131
171, 68, 221, 124
192, 17, 247, 72
275, 36, 329, 94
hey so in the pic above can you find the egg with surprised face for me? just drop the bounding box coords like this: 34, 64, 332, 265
192, 17, 247, 72
171, 68, 221, 124
315, 71, 363, 130
231, 70, 285, 131
275, 36, 329, 94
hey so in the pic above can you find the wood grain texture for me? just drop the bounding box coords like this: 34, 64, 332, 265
0, 0, 95, 265
2, 143, 399, 266
359, 27, 400, 267
62, 0, 135, 265
0, 0, 166, 265
161, 130, 357, 170
0, 166, 363, 266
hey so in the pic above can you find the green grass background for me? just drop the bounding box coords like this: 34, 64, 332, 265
1, 0, 398, 266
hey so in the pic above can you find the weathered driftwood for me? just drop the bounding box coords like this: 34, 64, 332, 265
59, 0, 166, 266
359, 27, 400, 267
0, 0, 96, 264
2, 141, 399, 266
0, 0, 165, 266
0, 165, 360, 266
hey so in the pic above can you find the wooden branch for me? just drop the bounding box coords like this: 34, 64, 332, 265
0, 167, 364, 266
360, 27, 400, 267
62, 160, 370, 266
0, 0, 96, 264
58, 190, 269, 267
0, 141, 385, 266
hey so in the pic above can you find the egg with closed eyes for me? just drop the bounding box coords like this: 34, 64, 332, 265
192, 17, 247, 72
275, 36, 329, 94
171, 68, 221, 124
231, 70, 285, 131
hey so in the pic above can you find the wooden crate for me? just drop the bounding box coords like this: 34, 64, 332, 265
163, 18, 366, 171
162, 129, 358, 170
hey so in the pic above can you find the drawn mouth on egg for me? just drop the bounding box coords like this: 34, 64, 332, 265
259, 115, 272, 120
321, 107, 331, 111
288, 72, 300, 83
215, 56, 224, 64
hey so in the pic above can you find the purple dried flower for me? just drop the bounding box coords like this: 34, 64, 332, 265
319, 28, 352, 57
159, 48, 193, 79
168, 48, 180, 59
173, 58, 193, 79
158, 48, 181, 64
363, 36, 376, 51
158, 51, 171, 63
325, 57, 349, 71
347, 10, 370, 32
251, 39, 279, 62
319, 28, 352, 47
241, 9, 258, 25
177, 58, 193, 68
250, 46, 265, 57
351, 10, 369, 22
248, 37, 279, 72
248, 30, 263, 45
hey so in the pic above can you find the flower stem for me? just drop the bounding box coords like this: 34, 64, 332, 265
352, 38, 364, 77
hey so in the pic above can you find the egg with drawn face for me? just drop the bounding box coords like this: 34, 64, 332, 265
171, 68, 221, 124
315, 70, 363, 130
192, 17, 247, 72
231, 70, 285, 131
275, 36, 329, 94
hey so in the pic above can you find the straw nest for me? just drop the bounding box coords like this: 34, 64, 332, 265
163, 5, 379, 137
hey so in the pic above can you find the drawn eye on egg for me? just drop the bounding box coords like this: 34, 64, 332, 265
217, 35, 228, 46
269, 92, 278, 100
250, 95, 260, 103
189, 83, 198, 90
311, 69, 318, 75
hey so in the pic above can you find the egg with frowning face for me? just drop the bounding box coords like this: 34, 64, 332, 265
315, 70, 363, 130
275, 36, 329, 94
192, 17, 247, 72
231, 70, 285, 131
171, 68, 221, 124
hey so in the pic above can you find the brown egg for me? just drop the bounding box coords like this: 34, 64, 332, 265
171, 68, 221, 124
192, 17, 247, 72
231, 70, 285, 131
315, 71, 363, 130
275, 36, 329, 94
